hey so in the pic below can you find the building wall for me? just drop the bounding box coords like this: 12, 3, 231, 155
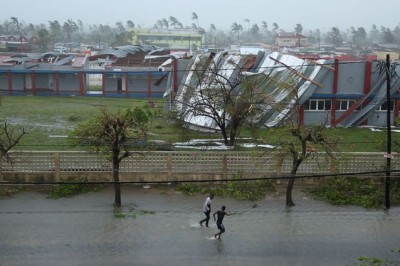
131, 28, 205, 49
336, 61, 365, 95
0, 72, 25, 93
103, 72, 168, 97
303, 60, 399, 127
375, 51, 400, 60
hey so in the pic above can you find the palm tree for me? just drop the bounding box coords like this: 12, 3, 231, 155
244, 18, 250, 31
161, 18, 169, 29
272, 22, 279, 33
126, 20, 135, 28
209, 23, 216, 47
249, 24, 260, 42
261, 21, 268, 34
295, 23, 303, 34
192, 12, 199, 28
155, 20, 163, 29
10, 17, 23, 47
231, 22, 243, 43
37, 28, 50, 51
115, 21, 125, 33
330, 26, 340, 47
26, 23, 36, 36
169, 16, 179, 28
316, 29, 321, 50
48, 20, 61, 49
63, 19, 78, 50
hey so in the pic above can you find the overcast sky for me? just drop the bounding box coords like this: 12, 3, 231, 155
2, 0, 400, 32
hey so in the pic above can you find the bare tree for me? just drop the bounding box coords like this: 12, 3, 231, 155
0, 98, 27, 163
272, 85, 338, 207
174, 58, 268, 146
69, 107, 151, 207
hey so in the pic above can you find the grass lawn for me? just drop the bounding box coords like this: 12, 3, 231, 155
0, 95, 395, 152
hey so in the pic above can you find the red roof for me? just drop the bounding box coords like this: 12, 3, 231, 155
72, 55, 87, 68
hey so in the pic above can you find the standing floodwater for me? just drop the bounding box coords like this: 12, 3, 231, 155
0, 186, 399, 266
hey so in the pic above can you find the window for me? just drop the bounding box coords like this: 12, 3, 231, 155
304, 99, 331, 111
378, 101, 394, 111
335, 99, 362, 111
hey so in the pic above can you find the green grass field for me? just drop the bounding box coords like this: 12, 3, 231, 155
0, 95, 394, 152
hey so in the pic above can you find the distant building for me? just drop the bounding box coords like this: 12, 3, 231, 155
276, 32, 307, 48
89, 45, 170, 67
372, 44, 400, 60
0, 46, 171, 98
0, 35, 38, 52
130, 28, 205, 50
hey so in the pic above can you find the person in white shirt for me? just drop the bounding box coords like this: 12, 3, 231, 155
199, 193, 214, 227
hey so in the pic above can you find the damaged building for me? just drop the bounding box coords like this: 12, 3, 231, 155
0, 45, 171, 97
166, 50, 400, 128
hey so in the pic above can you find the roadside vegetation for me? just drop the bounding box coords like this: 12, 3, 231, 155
0, 186, 26, 197
47, 178, 104, 199
177, 174, 277, 201
309, 177, 400, 209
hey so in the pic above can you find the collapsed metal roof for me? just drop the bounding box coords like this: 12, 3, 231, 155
168, 51, 400, 129
94, 45, 163, 58
0, 52, 88, 68
169, 51, 333, 129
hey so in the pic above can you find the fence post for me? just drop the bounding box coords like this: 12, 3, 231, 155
167, 153, 172, 180
0, 159, 2, 182
222, 155, 227, 179
330, 156, 337, 174
54, 152, 60, 182
276, 157, 283, 184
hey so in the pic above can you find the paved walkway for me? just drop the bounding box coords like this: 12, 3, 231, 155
1, 186, 400, 266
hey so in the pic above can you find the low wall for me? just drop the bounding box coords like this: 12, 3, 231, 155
0, 151, 396, 184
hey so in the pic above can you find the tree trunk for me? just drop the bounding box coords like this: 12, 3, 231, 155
113, 157, 121, 207
286, 177, 295, 207
221, 127, 229, 146
229, 120, 240, 146
286, 159, 300, 207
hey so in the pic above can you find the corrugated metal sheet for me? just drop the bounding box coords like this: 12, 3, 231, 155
170, 51, 334, 129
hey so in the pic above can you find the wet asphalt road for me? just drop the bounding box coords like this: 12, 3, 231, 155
0, 186, 399, 266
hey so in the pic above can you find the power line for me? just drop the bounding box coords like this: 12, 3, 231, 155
1, 169, 399, 186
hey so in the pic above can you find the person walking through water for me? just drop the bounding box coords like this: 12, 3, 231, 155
199, 193, 214, 227
213, 205, 230, 239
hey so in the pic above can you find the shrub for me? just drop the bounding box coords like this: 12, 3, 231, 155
47, 178, 104, 199
309, 177, 383, 208
177, 175, 276, 201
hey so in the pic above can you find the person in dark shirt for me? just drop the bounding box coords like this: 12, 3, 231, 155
213, 205, 230, 239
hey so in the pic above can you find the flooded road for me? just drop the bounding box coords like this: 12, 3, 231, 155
0, 186, 399, 266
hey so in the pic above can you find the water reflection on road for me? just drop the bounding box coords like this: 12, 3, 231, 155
0, 186, 399, 266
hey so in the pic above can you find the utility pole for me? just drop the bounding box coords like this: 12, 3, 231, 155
385, 54, 392, 209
